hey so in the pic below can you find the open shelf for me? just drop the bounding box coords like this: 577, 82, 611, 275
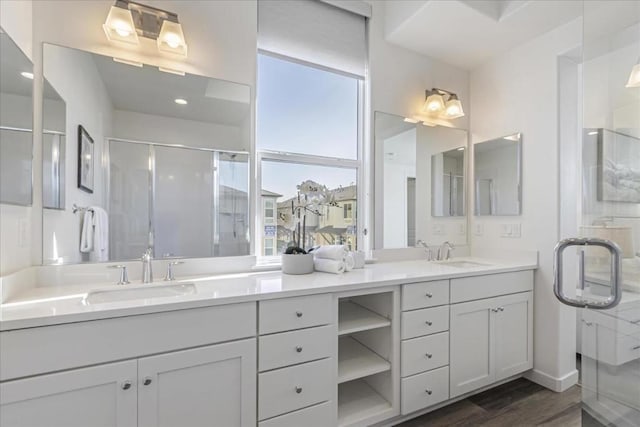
338, 336, 391, 384
338, 379, 392, 427
338, 301, 391, 336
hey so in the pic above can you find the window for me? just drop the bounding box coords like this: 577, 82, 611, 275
257, 55, 362, 255
264, 199, 275, 224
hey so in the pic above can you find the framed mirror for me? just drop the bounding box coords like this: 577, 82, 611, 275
473, 133, 522, 216
41, 43, 251, 265
0, 28, 33, 206
375, 112, 468, 249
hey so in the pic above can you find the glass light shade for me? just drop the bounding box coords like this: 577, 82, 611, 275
423, 93, 445, 113
626, 63, 640, 88
444, 97, 465, 119
157, 20, 188, 56
103, 5, 139, 45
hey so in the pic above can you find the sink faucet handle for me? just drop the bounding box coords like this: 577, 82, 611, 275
164, 260, 185, 281
108, 265, 130, 285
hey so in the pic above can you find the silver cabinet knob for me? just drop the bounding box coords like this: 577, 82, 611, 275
121, 380, 132, 390
425, 293, 433, 298
295, 386, 303, 394
143, 377, 152, 386
295, 346, 303, 353
498, 307, 505, 312
425, 321, 433, 326
425, 353, 433, 359
295, 311, 303, 318
425, 389, 433, 395
491, 308, 499, 313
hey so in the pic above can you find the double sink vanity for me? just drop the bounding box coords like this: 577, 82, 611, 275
0, 256, 536, 427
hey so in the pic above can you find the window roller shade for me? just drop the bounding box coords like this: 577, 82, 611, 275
258, 0, 367, 78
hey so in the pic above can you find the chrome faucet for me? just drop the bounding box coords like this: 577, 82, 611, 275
416, 240, 435, 261
142, 248, 153, 283
438, 241, 455, 261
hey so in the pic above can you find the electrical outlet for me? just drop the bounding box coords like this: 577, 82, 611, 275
458, 223, 466, 235
474, 223, 483, 236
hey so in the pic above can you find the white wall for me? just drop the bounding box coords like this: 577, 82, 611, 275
0, 1, 33, 275
41, 45, 114, 264
368, 0, 470, 248
469, 18, 583, 391
383, 128, 416, 247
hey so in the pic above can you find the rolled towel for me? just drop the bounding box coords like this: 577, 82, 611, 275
345, 252, 355, 272
352, 251, 366, 269
314, 258, 345, 274
313, 245, 347, 261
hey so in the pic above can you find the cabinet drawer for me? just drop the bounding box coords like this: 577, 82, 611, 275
402, 280, 449, 311
401, 332, 449, 377
259, 401, 333, 427
260, 294, 333, 335
401, 366, 449, 415
259, 358, 333, 420
259, 325, 333, 371
402, 306, 449, 339
450, 270, 533, 303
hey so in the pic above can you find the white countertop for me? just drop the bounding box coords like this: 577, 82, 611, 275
0, 258, 537, 331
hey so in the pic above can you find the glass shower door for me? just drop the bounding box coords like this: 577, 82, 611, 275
556, 1, 639, 426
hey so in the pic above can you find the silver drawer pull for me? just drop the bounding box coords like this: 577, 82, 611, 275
425, 353, 433, 359
121, 381, 132, 390
425, 293, 433, 298
295, 311, 303, 318
498, 307, 504, 312
425, 389, 433, 395
632, 345, 640, 351
582, 320, 593, 326
143, 377, 152, 386
491, 308, 499, 313
295, 386, 303, 394
425, 321, 433, 326
295, 346, 303, 353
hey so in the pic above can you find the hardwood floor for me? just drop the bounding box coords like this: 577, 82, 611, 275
396, 378, 582, 427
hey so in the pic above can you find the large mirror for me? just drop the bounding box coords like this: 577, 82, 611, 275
375, 112, 468, 248
473, 133, 522, 216
42, 44, 251, 265
0, 28, 33, 206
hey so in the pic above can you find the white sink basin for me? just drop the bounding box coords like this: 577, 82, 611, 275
83, 283, 197, 305
434, 260, 491, 268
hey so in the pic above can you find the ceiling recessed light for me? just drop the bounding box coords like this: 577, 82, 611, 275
20, 71, 34, 79
174, 98, 188, 105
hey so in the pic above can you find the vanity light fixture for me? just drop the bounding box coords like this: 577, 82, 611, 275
20, 71, 34, 79
174, 98, 188, 105
422, 88, 465, 119
626, 58, 640, 88
103, 0, 188, 57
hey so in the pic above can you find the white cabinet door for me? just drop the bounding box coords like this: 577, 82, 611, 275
449, 298, 495, 398
0, 360, 137, 427
494, 292, 533, 381
138, 338, 256, 427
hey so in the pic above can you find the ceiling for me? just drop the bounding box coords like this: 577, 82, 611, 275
384, 0, 583, 70
89, 52, 250, 126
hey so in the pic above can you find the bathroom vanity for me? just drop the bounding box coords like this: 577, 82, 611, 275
0, 258, 535, 427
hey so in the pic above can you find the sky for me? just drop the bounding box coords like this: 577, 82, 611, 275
257, 54, 359, 200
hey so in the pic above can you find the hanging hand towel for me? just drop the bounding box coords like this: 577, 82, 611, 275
91, 206, 109, 262
79, 210, 94, 254
314, 258, 345, 274
313, 245, 347, 261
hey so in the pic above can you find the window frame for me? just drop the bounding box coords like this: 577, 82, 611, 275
255, 51, 365, 259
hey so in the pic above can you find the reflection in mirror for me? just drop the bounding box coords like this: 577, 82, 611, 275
432, 147, 465, 217
473, 133, 522, 216
42, 43, 251, 264
42, 78, 66, 209
375, 112, 468, 249
0, 28, 33, 206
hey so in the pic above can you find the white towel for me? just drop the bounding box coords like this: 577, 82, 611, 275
91, 206, 109, 262
314, 258, 345, 274
345, 252, 355, 272
313, 245, 347, 261
80, 210, 94, 254
79, 207, 109, 262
